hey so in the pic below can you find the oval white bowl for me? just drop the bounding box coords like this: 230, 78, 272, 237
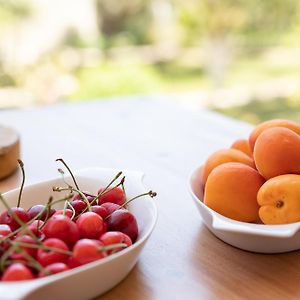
0, 167, 157, 300
189, 166, 300, 253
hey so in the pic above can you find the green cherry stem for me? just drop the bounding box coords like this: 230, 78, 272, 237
53, 187, 91, 211
39, 196, 53, 230
0, 246, 14, 272
62, 200, 68, 216
123, 190, 157, 207
66, 201, 76, 220
10, 245, 45, 273
121, 180, 127, 200
57, 168, 73, 189
56, 158, 80, 190
73, 173, 124, 211
10, 241, 73, 256
98, 243, 128, 252
94, 172, 123, 203
0, 193, 41, 244
74, 175, 125, 219
105, 190, 157, 220
17, 159, 25, 208
0, 194, 73, 244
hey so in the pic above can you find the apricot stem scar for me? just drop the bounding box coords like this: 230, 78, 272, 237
276, 200, 284, 208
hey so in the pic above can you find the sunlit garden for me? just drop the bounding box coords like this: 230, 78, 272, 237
0, 0, 300, 123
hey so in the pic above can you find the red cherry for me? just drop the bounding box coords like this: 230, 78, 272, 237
76, 212, 106, 239
99, 231, 132, 254
87, 195, 97, 205
91, 205, 108, 219
37, 238, 69, 267
2, 263, 34, 281
0, 207, 30, 231
67, 256, 81, 269
11, 235, 37, 261
43, 215, 79, 247
73, 192, 96, 202
98, 187, 125, 206
38, 263, 69, 277
73, 239, 106, 265
27, 205, 55, 221
0, 239, 9, 257
0, 224, 12, 237
18, 220, 45, 239
107, 209, 138, 242
69, 200, 87, 215
100, 202, 120, 217
52, 209, 73, 219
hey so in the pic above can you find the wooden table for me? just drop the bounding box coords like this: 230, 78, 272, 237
0, 97, 299, 300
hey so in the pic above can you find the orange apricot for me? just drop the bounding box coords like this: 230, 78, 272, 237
258, 174, 300, 224
254, 127, 300, 180
202, 148, 255, 184
231, 139, 252, 157
249, 119, 300, 152
204, 162, 265, 222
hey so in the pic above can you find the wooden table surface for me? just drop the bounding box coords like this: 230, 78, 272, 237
0, 97, 300, 300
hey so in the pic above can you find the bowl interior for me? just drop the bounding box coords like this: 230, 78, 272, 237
1, 169, 157, 243
0, 169, 158, 300
189, 165, 300, 238
190, 166, 204, 201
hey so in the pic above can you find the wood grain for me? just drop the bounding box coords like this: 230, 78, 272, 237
0, 125, 20, 179
0, 97, 299, 300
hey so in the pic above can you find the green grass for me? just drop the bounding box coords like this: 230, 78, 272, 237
68, 62, 208, 101
68, 63, 162, 100
67, 48, 300, 127
214, 95, 300, 124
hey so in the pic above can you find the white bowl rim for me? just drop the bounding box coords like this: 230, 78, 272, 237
0, 167, 158, 285
188, 166, 300, 238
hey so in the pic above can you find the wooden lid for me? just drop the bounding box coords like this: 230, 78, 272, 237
0, 126, 20, 180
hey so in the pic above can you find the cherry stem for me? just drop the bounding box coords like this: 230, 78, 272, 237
10, 241, 73, 256
105, 190, 157, 220
0, 246, 14, 272
0, 193, 41, 244
121, 180, 126, 199
56, 158, 80, 190
49, 193, 73, 207
53, 187, 91, 211
0, 194, 73, 244
98, 243, 128, 252
17, 159, 25, 208
58, 168, 69, 184
63, 200, 68, 216
39, 196, 53, 230
3, 259, 44, 273
36, 219, 43, 235
95, 172, 123, 203
4, 259, 36, 268
4, 242, 46, 273
76, 174, 124, 219
15, 246, 44, 273
66, 201, 76, 220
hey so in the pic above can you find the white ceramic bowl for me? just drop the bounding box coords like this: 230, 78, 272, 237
0, 168, 157, 300
189, 166, 300, 254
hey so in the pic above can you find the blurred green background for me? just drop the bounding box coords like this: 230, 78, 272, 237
0, 0, 300, 124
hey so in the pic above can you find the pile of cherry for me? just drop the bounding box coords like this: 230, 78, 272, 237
0, 159, 156, 282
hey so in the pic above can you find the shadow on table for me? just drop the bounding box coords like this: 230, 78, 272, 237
189, 225, 300, 299
97, 263, 155, 300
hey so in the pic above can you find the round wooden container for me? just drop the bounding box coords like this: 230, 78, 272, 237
0, 126, 20, 180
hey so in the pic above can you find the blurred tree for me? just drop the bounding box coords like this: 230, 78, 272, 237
176, 0, 300, 86
0, 0, 32, 86
95, 0, 152, 48
0, 0, 31, 24
177, 0, 299, 45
